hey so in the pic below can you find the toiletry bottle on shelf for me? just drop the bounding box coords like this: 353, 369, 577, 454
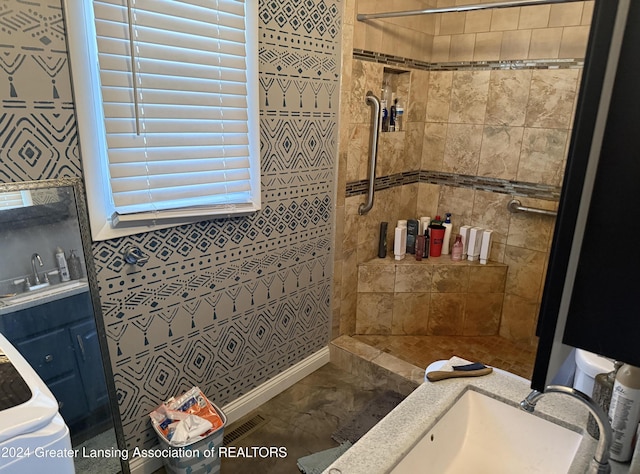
396, 98, 404, 132
479, 230, 493, 264
415, 234, 425, 261
420, 217, 431, 237
378, 222, 388, 258
451, 235, 463, 261
55, 246, 71, 282
442, 213, 453, 255
587, 361, 622, 439
423, 230, 429, 259
459, 225, 471, 259
609, 363, 640, 462
381, 99, 389, 132
428, 223, 446, 257
406, 219, 418, 254
389, 94, 397, 132
467, 227, 484, 261
394, 225, 407, 261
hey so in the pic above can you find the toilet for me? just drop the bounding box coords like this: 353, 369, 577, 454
573, 348, 615, 398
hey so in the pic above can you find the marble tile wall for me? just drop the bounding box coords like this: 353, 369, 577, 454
353, 0, 437, 63
431, 0, 593, 62
335, 0, 591, 343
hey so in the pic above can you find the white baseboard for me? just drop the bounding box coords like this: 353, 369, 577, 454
129, 346, 330, 474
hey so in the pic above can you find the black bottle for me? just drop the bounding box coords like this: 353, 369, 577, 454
378, 222, 388, 258
423, 230, 429, 258
406, 220, 418, 254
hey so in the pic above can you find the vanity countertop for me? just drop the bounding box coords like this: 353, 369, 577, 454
0, 279, 89, 315
323, 357, 638, 474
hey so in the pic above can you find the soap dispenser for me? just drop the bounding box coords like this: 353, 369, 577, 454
68, 249, 83, 280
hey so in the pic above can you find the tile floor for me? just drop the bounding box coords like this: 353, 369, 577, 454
152, 335, 538, 473
153, 361, 415, 474
353, 334, 538, 380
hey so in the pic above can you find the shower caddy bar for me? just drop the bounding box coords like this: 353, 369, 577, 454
507, 199, 558, 217
359, 92, 381, 215
357, 0, 583, 21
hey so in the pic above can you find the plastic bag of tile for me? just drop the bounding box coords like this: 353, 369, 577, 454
150, 386, 225, 446
150, 387, 226, 474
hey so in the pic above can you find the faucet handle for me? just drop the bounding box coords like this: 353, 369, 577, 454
123, 246, 149, 267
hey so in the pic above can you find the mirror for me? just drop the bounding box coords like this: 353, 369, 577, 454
0, 178, 127, 474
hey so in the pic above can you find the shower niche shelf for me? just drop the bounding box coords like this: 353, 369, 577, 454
381, 68, 410, 133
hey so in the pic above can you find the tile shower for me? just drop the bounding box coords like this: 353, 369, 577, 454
334, 0, 593, 347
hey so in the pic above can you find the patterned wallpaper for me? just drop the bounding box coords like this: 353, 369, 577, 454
0, 0, 341, 451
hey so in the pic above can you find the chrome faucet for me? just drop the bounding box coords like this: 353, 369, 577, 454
520, 385, 611, 474
31, 253, 43, 284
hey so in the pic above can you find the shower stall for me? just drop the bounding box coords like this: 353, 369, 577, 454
333, 0, 593, 375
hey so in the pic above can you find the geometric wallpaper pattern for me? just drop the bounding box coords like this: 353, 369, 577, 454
0, 0, 80, 180
0, 0, 341, 452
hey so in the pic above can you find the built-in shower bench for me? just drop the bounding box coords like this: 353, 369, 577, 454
356, 256, 508, 336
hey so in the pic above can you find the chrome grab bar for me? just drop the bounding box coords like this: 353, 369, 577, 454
359, 91, 381, 215
507, 198, 557, 217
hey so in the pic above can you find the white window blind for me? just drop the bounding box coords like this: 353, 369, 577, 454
64, 0, 259, 239
95, 0, 256, 219
0, 191, 33, 210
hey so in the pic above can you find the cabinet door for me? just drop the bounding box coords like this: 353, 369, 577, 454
48, 373, 89, 424
15, 328, 75, 381
69, 320, 109, 412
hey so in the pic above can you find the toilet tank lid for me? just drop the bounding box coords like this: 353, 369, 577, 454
575, 348, 615, 378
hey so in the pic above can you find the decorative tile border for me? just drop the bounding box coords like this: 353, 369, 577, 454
346, 170, 561, 202
353, 49, 584, 72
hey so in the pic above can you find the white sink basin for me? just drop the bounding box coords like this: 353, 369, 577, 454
2, 280, 86, 305
391, 389, 583, 474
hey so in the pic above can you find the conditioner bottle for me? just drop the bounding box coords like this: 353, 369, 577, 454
609, 363, 640, 462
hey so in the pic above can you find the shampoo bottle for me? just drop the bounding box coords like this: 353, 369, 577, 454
479, 229, 493, 264
396, 98, 404, 132
55, 246, 71, 282
467, 227, 484, 262
609, 363, 640, 462
459, 225, 472, 259
442, 213, 453, 255
394, 226, 407, 261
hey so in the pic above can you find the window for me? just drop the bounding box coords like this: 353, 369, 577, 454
64, 0, 260, 241
0, 191, 33, 210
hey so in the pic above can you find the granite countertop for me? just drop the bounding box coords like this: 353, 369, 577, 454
0, 279, 89, 315
323, 357, 636, 474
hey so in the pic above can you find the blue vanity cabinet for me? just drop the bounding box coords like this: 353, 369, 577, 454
0, 291, 106, 425
69, 319, 109, 412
